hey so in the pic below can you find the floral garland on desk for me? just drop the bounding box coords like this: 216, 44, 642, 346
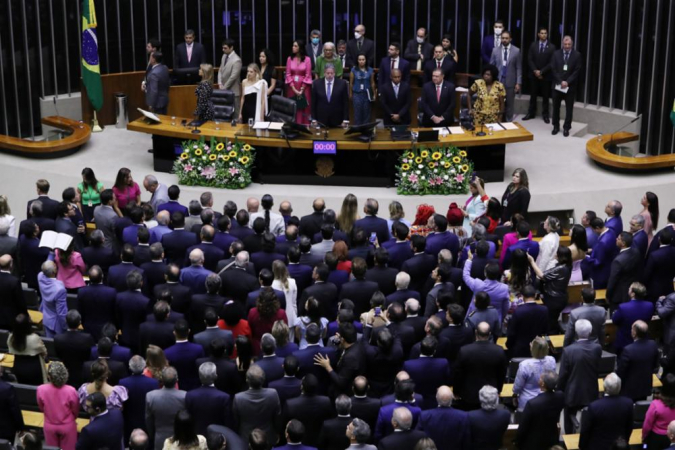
396, 144, 473, 195
173, 136, 256, 189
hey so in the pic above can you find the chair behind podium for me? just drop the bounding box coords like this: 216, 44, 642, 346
212, 89, 236, 121
266, 95, 296, 123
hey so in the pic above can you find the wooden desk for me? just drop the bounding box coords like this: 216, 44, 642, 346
502, 375, 662, 397
562, 428, 641, 449
497, 334, 562, 351
0, 116, 91, 158
0, 354, 15, 368
28, 310, 43, 324
22, 410, 89, 432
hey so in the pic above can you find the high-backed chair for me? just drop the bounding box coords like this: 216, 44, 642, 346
212, 89, 235, 121
266, 95, 297, 123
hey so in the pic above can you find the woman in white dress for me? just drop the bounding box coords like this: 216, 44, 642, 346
568, 224, 588, 284
536, 216, 560, 272
461, 177, 488, 237
272, 260, 297, 335
0, 195, 16, 237
239, 63, 268, 124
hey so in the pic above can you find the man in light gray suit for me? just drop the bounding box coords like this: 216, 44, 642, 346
94, 189, 119, 250
310, 224, 336, 257
490, 30, 522, 122
143, 175, 169, 214
193, 307, 234, 355
563, 287, 606, 347
145, 366, 187, 450
145, 51, 171, 115
218, 39, 242, 118
233, 365, 281, 448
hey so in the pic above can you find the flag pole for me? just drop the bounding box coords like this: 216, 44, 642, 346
92, 110, 103, 132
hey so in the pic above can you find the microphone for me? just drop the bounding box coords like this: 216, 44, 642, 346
606, 115, 641, 152
53, 96, 61, 119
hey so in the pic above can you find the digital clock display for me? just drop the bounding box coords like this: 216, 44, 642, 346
313, 141, 337, 154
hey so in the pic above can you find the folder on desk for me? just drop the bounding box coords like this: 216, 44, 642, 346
448, 126, 465, 134
253, 121, 284, 131
500, 122, 519, 130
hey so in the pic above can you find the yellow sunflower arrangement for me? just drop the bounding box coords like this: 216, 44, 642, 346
174, 136, 256, 190
396, 145, 473, 196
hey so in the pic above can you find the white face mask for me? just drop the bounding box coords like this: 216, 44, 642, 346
416, 37, 425, 44
354, 32, 363, 40
494, 27, 503, 35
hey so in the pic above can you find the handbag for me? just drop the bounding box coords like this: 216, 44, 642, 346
295, 92, 308, 109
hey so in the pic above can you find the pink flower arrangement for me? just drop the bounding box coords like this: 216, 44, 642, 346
201, 166, 216, 179
184, 164, 193, 172
408, 174, 419, 184
454, 174, 464, 183
228, 167, 240, 175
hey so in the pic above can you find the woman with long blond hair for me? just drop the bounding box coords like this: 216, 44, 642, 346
239, 63, 268, 124
194, 63, 215, 121
143, 345, 173, 387
337, 193, 359, 236
272, 260, 297, 330
0, 194, 16, 237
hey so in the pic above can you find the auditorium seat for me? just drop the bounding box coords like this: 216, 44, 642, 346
12, 355, 44, 386
633, 400, 651, 428
42, 337, 58, 360
22, 287, 40, 311
212, 89, 236, 121
0, 329, 9, 352
266, 95, 296, 123
506, 357, 528, 382
12, 383, 39, 411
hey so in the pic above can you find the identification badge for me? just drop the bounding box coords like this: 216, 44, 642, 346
503, 200, 508, 207
294, 75, 299, 82
360, 84, 364, 90
88, 200, 93, 207
563, 64, 568, 71
503, 60, 507, 66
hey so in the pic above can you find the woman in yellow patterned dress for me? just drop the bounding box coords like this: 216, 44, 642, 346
469, 64, 506, 126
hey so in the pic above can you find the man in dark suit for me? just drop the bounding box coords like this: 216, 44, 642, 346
82, 230, 118, 275
506, 285, 549, 357
219, 251, 259, 302
630, 214, 649, 258
0, 255, 27, 330
140, 243, 168, 297
121, 207, 146, 246
26, 179, 60, 220
386, 272, 421, 308
206, 425, 247, 450
162, 212, 199, 267
154, 264, 193, 314
77, 392, 125, 450
0, 369, 24, 442
365, 248, 399, 296
299, 198, 325, 239
287, 246, 314, 297
185, 225, 225, 272
138, 301, 175, 356
233, 365, 281, 447
253, 334, 285, 384
346, 24, 375, 67
523, 27, 555, 122
251, 233, 286, 274
311, 65, 349, 128
180, 249, 214, 295
186, 362, 232, 435
339, 258, 380, 317
481, 19, 504, 65
648, 209, 675, 256
515, 370, 565, 450
55, 201, 85, 251
420, 68, 455, 127
54, 310, 95, 387
423, 266, 457, 318
193, 307, 233, 354
404, 27, 434, 70
401, 235, 436, 295
416, 385, 470, 450
401, 299, 426, 343
587, 217, 618, 289
18, 220, 50, 289
315, 322, 366, 396
190, 274, 227, 334
196, 338, 240, 397
607, 232, 644, 309
386, 222, 413, 270
617, 320, 660, 401
115, 271, 150, 351
174, 29, 205, 70
378, 42, 410, 88
119, 355, 160, 444
644, 228, 675, 300
164, 319, 205, 391
24, 201, 56, 239
292, 324, 336, 395
348, 376, 380, 432
467, 385, 511, 450
145, 51, 170, 114
611, 282, 654, 353
212, 216, 238, 254
379, 69, 412, 126
425, 215, 460, 262
133, 228, 152, 266
377, 407, 426, 450
318, 395, 353, 450
89, 323, 132, 364
83, 337, 129, 385
551, 35, 583, 136
557, 319, 602, 433
502, 221, 540, 269
306, 29, 324, 69
354, 198, 390, 247
452, 322, 507, 410
423, 45, 457, 84
402, 337, 450, 409
108, 244, 143, 292
579, 373, 634, 450
269, 355, 302, 405
284, 374, 334, 447
299, 263, 339, 317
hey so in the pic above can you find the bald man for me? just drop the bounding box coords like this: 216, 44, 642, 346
416, 386, 470, 449
0, 255, 27, 330
247, 198, 260, 214
377, 407, 426, 450
179, 248, 214, 294
299, 198, 326, 238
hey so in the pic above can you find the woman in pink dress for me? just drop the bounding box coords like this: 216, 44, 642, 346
53, 242, 86, 291
285, 39, 312, 124
37, 362, 80, 450
112, 167, 141, 216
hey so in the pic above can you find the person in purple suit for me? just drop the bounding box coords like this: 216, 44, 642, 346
587, 217, 618, 289
604, 200, 624, 236
156, 185, 188, 217
611, 282, 655, 353
164, 319, 205, 391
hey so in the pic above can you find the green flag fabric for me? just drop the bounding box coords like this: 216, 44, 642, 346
81, 0, 103, 111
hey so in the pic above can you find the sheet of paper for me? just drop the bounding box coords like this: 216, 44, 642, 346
448, 126, 465, 134
432, 127, 449, 137
500, 122, 519, 130
486, 123, 505, 131
455, 86, 469, 92
267, 122, 284, 131
555, 84, 569, 93
252, 121, 270, 130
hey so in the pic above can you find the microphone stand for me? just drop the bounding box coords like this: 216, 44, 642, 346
475, 117, 486, 137
606, 115, 641, 152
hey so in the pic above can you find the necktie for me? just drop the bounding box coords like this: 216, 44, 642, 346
540, 43, 544, 53
357, 40, 362, 51
564, 52, 569, 63
437, 59, 441, 69
503, 47, 508, 63
394, 84, 399, 99
417, 45, 422, 70
223, 54, 229, 67
327, 81, 332, 102
187, 45, 192, 63
391, 58, 395, 71
436, 84, 441, 102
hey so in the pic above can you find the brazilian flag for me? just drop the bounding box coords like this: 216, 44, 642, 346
671, 99, 675, 127
81, 0, 103, 111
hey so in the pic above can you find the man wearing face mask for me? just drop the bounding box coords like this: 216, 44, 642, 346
306, 29, 324, 70
346, 24, 375, 68
482, 20, 505, 65
404, 28, 434, 71
489, 30, 521, 122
